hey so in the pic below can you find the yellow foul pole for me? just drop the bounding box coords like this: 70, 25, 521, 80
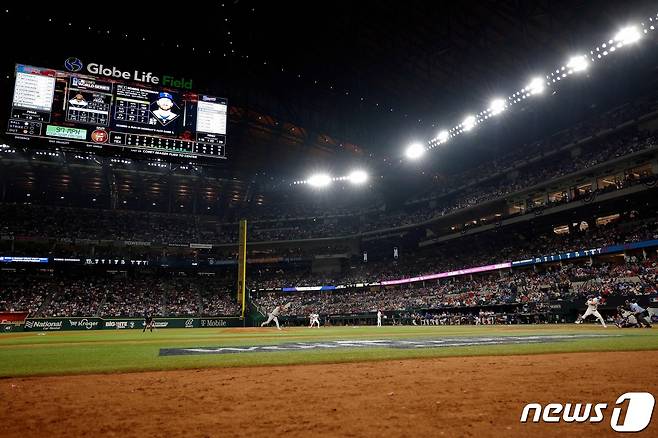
237, 219, 247, 318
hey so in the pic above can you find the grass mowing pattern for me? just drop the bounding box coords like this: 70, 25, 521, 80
0, 324, 656, 377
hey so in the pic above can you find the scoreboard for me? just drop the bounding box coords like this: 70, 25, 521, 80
7, 64, 227, 159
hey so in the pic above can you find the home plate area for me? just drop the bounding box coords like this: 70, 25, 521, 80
159, 333, 617, 356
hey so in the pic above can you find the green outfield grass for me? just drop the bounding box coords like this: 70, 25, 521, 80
0, 324, 656, 377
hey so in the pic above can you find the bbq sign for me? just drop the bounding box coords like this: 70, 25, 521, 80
64, 57, 193, 89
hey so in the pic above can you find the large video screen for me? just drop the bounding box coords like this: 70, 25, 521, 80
7, 64, 227, 159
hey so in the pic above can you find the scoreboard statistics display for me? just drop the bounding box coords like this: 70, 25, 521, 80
7, 64, 228, 159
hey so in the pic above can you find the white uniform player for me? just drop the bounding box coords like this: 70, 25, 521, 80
576, 295, 607, 327
261, 304, 287, 330
309, 313, 320, 328
377, 310, 382, 327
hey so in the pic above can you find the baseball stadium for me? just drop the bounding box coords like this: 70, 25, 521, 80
1, 2, 658, 437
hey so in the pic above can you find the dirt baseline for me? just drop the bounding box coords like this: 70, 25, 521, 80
2, 351, 657, 437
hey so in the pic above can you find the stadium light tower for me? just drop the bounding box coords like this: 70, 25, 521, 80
307, 173, 332, 188
462, 115, 476, 131
405, 142, 425, 160
437, 130, 449, 143
348, 169, 368, 184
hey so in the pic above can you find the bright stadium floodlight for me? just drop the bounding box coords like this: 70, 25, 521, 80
615, 26, 641, 44
419, 13, 657, 158
307, 173, 332, 188
348, 169, 368, 184
462, 115, 476, 131
567, 55, 589, 72
489, 98, 506, 115
405, 142, 425, 160
526, 77, 545, 95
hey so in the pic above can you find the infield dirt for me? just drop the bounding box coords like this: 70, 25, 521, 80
2, 350, 657, 437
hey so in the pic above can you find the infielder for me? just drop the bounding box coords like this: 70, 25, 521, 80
261, 302, 290, 330
309, 313, 320, 328
575, 295, 607, 328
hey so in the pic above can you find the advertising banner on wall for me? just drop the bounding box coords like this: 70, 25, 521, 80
22, 317, 241, 331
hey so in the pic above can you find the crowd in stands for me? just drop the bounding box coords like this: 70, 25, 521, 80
249, 212, 658, 318
0, 202, 363, 244
0, 206, 218, 244
2, 215, 657, 319
252, 256, 658, 318
43, 280, 108, 317
165, 279, 200, 317
4, 256, 654, 320
249, 213, 658, 289
0, 275, 240, 317
102, 279, 166, 318
233, 197, 377, 223
246, 217, 361, 241
570, 260, 658, 297
0, 277, 48, 315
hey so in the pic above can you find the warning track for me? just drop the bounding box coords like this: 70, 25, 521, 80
159, 333, 618, 356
